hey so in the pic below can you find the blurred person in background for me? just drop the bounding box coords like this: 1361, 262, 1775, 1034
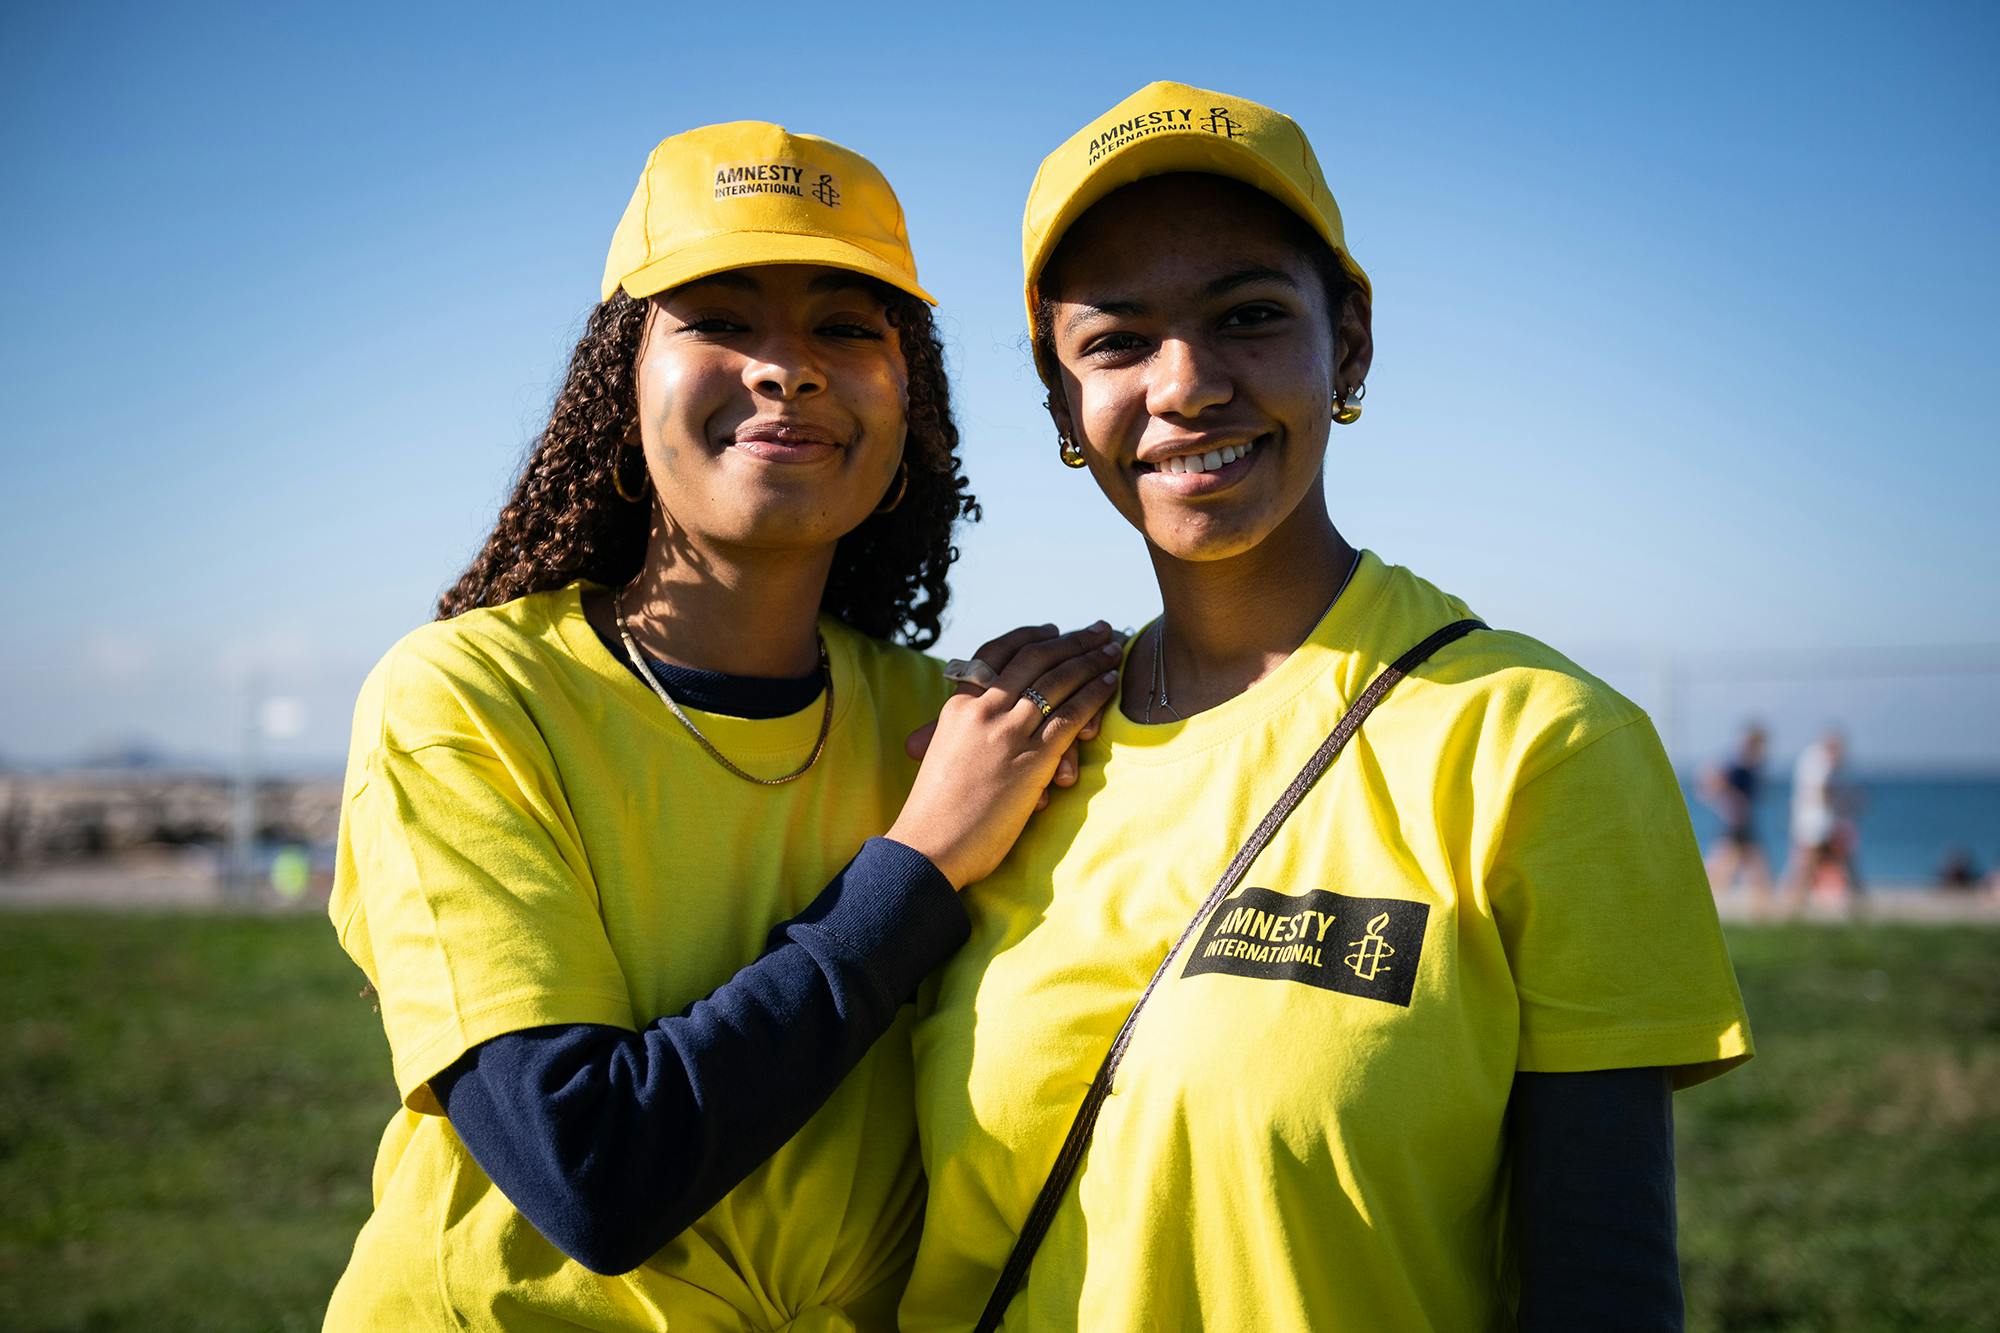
1701, 722, 1774, 913
323, 122, 1118, 1331
1781, 728, 1863, 914
1935, 845, 1982, 890
901, 82, 1752, 1332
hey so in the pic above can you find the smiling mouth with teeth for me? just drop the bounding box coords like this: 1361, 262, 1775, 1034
1146, 439, 1259, 476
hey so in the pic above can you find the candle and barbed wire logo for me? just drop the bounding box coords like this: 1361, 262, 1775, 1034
1343, 913, 1396, 981
1201, 106, 1243, 139
811, 173, 840, 207
1183, 887, 1428, 1005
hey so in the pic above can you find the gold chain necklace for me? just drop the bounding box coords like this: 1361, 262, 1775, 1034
615, 587, 833, 786
1147, 549, 1362, 724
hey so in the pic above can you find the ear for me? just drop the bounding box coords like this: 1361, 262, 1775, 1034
1333, 285, 1374, 399
1044, 392, 1077, 443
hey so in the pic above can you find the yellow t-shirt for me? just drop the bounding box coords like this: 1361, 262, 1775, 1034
903, 551, 1752, 1332
324, 582, 949, 1333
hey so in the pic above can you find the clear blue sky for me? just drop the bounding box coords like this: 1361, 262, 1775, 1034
3, 1, 1996, 771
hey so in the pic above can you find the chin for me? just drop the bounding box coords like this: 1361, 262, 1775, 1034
1154, 531, 1271, 564
1134, 502, 1278, 564
716, 503, 871, 552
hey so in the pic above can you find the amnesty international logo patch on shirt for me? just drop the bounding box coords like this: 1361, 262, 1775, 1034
1181, 886, 1429, 1006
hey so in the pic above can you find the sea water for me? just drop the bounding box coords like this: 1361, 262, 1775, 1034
1678, 774, 2000, 888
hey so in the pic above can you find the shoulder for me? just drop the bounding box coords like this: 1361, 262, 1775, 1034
352, 587, 583, 756
1371, 559, 1650, 790
823, 620, 952, 714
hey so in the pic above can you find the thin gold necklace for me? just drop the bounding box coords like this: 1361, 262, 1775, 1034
1147, 549, 1362, 724
615, 586, 833, 785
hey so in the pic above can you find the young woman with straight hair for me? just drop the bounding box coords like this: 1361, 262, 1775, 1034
324, 121, 1120, 1332
903, 83, 1753, 1331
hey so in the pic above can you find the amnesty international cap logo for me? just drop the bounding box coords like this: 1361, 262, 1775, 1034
602, 120, 932, 305
1021, 80, 1370, 317
1182, 886, 1428, 1006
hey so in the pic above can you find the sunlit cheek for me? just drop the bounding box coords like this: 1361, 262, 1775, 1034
635, 358, 674, 438
644, 353, 739, 465
1078, 377, 1140, 467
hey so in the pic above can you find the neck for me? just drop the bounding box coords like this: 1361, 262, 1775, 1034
1133, 493, 1357, 720
611, 510, 833, 678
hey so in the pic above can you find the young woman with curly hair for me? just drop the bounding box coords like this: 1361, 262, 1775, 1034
324, 122, 1121, 1332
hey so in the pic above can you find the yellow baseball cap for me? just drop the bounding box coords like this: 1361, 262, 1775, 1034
1022, 81, 1369, 315
602, 120, 934, 304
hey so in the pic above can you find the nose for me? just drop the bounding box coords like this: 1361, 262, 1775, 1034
743, 333, 825, 401
1146, 335, 1231, 419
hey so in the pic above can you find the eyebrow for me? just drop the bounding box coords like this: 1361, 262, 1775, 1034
1204, 266, 1301, 297
1059, 267, 1303, 335
1060, 299, 1144, 336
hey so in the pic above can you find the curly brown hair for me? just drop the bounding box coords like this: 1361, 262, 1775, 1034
438, 287, 978, 647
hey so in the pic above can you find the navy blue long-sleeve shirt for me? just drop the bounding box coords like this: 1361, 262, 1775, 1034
1512, 1067, 1681, 1329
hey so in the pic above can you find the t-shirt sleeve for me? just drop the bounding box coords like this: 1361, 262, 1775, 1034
1488, 714, 1753, 1088
334, 719, 636, 1114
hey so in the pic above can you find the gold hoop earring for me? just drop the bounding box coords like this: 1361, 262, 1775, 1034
613, 444, 649, 503
1058, 434, 1088, 468
1332, 381, 1366, 426
874, 460, 909, 513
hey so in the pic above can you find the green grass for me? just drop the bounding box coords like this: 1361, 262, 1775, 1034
0, 915, 1995, 1329
0, 914, 388, 1332
1676, 926, 2000, 1330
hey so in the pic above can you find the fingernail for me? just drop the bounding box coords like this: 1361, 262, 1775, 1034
1102, 670, 1119, 682
1089, 619, 1109, 632
1100, 642, 1121, 656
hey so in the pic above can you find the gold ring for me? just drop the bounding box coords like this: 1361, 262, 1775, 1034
1022, 686, 1053, 717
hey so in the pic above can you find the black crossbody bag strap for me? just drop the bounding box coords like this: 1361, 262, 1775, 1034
973, 618, 1486, 1332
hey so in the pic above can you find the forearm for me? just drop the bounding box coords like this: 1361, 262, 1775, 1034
437, 837, 965, 1274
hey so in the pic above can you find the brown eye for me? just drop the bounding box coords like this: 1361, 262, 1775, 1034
1219, 303, 1286, 329
1082, 331, 1145, 358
